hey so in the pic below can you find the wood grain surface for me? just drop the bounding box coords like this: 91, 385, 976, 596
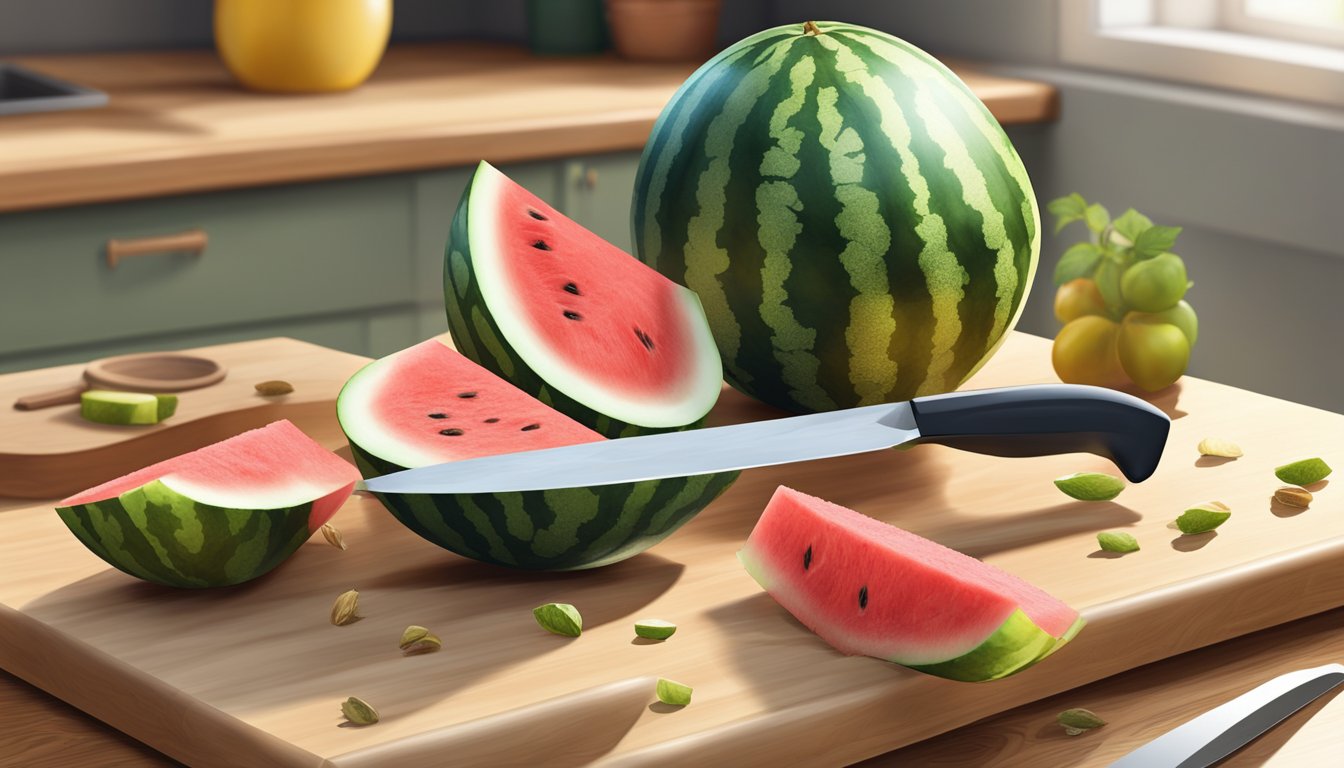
0, 332, 1340, 767
0, 338, 369, 499
0, 44, 1059, 214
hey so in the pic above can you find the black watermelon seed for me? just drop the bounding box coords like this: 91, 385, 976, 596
858, 586, 869, 610
457, 392, 477, 399
635, 328, 655, 351
532, 240, 552, 251
484, 417, 500, 423
521, 423, 541, 431
803, 545, 812, 571
439, 428, 464, 436
563, 282, 581, 295
528, 209, 548, 221
563, 310, 582, 321
427, 413, 448, 419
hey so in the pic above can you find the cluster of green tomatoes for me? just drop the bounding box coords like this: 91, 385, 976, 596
1047, 194, 1198, 392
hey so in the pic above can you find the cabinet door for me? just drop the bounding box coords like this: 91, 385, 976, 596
556, 152, 642, 253
0, 175, 416, 358
412, 162, 561, 306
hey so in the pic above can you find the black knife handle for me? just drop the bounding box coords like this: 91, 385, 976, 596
908, 384, 1170, 482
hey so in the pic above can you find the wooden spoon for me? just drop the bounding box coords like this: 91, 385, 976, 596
13, 352, 227, 410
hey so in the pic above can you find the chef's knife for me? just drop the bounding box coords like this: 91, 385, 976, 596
358, 384, 1169, 495
1111, 663, 1344, 768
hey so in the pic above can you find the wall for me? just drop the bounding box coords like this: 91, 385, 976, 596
0, 0, 772, 55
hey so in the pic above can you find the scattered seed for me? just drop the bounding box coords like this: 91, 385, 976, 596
634, 619, 678, 640
563, 310, 582, 321
528, 209, 548, 221
1274, 486, 1313, 508
521, 423, 541, 431
534, 603, 582, 637
341, 696, 379, 726
858, 585, 868, 610
803, 544, 812, 571
563, 282, 581, 295
398, 625, 443, 656
321, 524, 347, 551
1197, 438, 1242, 458
656, 678, 693, 707
439, 428, 464, 436
254, 380, 294, 397
1175, 502, 1231, 534
532, 240, 552, 251
1097, 531, 1139, 553
331, 590, 361, 626
1057, 708, 1106, 736
1054, 472, 1126, 501
1275, 458, 1332, 486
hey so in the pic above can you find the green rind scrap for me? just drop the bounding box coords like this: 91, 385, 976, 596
630, 22, 1038, 414
441, 164, 704, 439
345, 439, 736, 571
54, 479, 313, 589
906, 608, 1081, 682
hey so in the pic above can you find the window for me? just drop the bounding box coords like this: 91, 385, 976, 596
1061, 0, 1344, 107
1224, 0, 1344, 48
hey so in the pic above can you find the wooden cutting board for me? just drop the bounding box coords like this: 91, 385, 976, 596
0, 338, 369, 499
0, 332, 1340, 767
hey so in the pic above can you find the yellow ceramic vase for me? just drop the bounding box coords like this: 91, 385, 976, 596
215, 0, 392, 93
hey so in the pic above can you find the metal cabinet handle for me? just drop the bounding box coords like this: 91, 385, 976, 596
568, 163, 599, 190
106, 228, 208, 268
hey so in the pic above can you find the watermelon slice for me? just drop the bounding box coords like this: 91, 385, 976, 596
739, 487, 1084, 682
56, 420, 359, 588
443, 160, 723, 437
337, 338, 738, 570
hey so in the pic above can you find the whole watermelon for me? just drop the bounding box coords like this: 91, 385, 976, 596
632, 21, 1040, 413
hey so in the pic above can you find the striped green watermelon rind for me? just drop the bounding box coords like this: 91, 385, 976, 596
55, 479, 316, 589
738, 547, 1080, 683
632, 21, 1040, 414
349, 441, 738, 571
444, 164, 714, 439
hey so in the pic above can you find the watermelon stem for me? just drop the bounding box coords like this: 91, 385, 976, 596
802, 20, 821, 36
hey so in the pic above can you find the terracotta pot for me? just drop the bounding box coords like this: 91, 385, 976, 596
605, 0, 723, 62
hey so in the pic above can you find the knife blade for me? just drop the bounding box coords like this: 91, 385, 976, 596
1111, 663, 1344, 768
358, 383, 1170, 495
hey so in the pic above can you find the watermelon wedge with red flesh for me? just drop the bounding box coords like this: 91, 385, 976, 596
739, 487, 1084, 682
337, 338, 738, 570
55, 420, 359, 588
444, 160, 723, 438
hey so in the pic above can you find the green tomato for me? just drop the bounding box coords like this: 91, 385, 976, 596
1052, 316, 1130, 388
1118, 314, 1190, 392
1121, 253, 1188, 313
1142, 300, 1198, 347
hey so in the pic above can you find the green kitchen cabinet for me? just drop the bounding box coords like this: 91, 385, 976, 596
556, 152, 642, 252
0, 151, 645, 374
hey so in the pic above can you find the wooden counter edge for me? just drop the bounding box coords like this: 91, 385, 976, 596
0, 46, 1058, 214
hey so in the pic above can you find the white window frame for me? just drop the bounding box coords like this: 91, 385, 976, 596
1060, 0, 1344, 107
1221, 0, 1344, 49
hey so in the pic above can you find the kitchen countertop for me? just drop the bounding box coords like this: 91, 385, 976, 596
0, 43, 1058, 214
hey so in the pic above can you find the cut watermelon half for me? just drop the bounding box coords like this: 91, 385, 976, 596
739, 487, 1084, 682
56, 420, 359, 588
337, 338, 738, 570
444, 160, 723, 437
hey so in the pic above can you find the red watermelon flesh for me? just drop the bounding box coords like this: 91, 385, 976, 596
61, 420, 357, 532
739, 487, 1081, 679
462, 161, 722, 426
336, 338, 605, 470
